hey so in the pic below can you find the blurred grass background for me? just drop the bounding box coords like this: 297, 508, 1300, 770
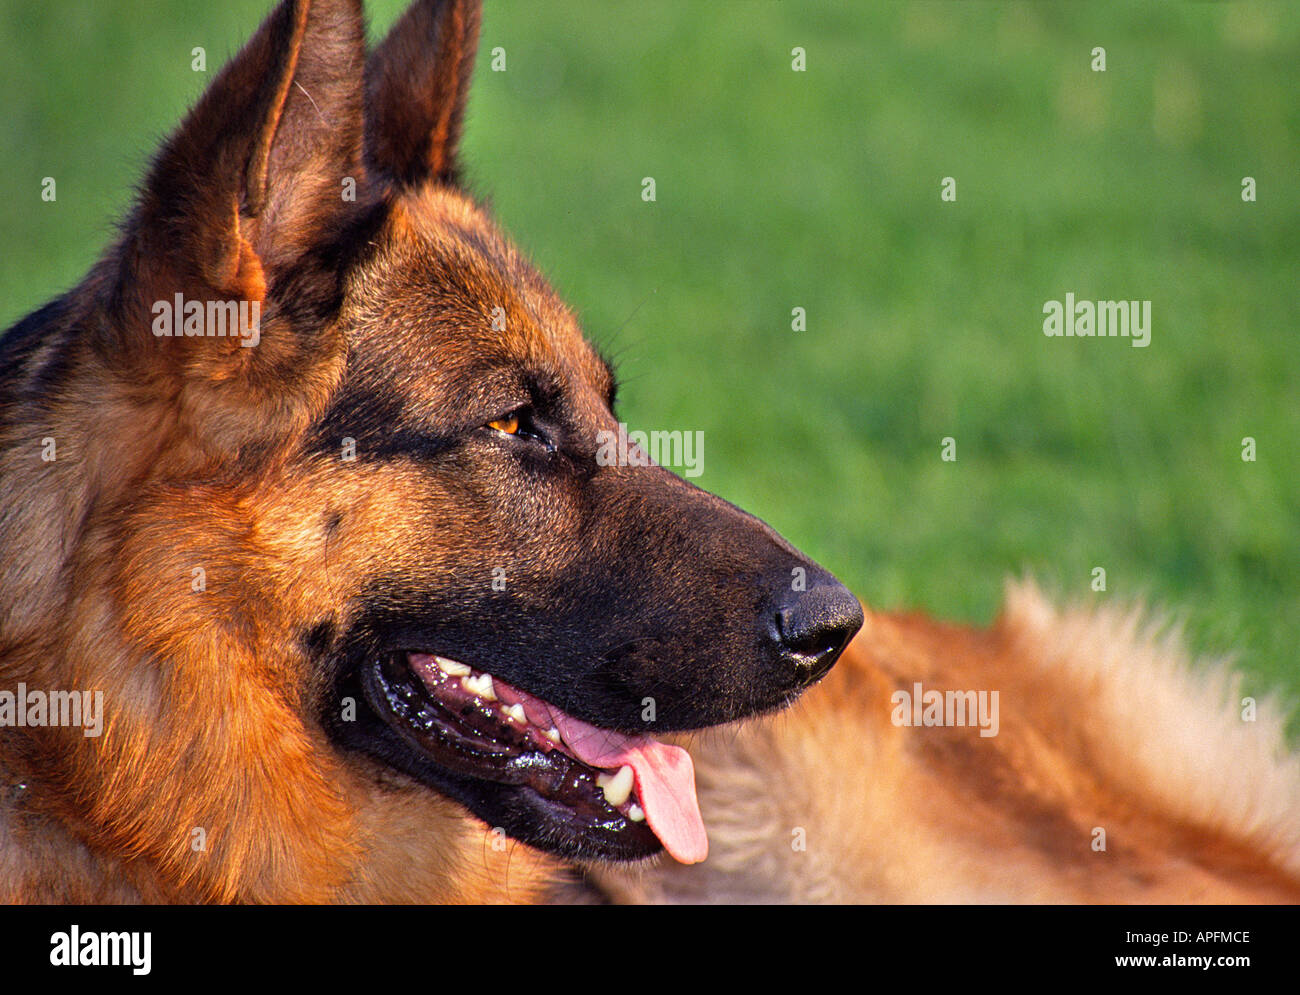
1, 2, 1297, 716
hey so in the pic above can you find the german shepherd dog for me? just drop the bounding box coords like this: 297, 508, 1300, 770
2, 0, 1297, 904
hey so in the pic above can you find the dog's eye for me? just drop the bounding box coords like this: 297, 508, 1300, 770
486, 407, 553, 451
488, 414, 520, 435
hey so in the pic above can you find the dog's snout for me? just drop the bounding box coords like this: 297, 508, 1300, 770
772, 583, 864, 687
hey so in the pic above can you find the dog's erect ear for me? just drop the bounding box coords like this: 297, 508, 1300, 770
364, 0, 481, 189
105, 0, 367, 462
123, 0, 365, 305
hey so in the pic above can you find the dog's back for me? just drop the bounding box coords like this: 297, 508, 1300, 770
591, 582, 1300, 903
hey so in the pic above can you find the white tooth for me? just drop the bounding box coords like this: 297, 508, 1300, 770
504, 703, 526, 723
460, 673, 497, 700
627, 804, 645, 822
596, 765, 634, 808
436, 656, 471, 677
545, 727, 562, 746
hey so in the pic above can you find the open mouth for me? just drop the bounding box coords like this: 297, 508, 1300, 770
358, 651, 708, 864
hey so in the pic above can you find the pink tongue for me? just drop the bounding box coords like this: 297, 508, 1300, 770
547, 710, 708, 865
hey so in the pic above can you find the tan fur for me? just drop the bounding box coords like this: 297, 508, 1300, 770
589, 582, 1300, 903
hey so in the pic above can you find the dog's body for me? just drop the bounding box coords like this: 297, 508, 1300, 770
1, 0, 1297, 904
599, 585, 1300, 903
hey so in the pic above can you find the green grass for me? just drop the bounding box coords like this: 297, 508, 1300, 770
2, 2, 1297, 718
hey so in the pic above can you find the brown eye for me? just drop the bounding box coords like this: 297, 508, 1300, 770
484, 407, 554, 452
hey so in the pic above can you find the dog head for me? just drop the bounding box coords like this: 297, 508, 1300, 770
0, 0, 860, 899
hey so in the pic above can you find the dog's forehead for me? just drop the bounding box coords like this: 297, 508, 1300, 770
342, 186, 613, 405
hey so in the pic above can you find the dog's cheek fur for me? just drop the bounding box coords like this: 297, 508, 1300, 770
57, 497, 358, 902
7, 455, 563, 903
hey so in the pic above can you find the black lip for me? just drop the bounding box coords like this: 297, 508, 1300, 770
320, 572, 861, 863
329, 653, 663, 862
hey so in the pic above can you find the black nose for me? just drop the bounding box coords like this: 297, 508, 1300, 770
772, 582, 864, 687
